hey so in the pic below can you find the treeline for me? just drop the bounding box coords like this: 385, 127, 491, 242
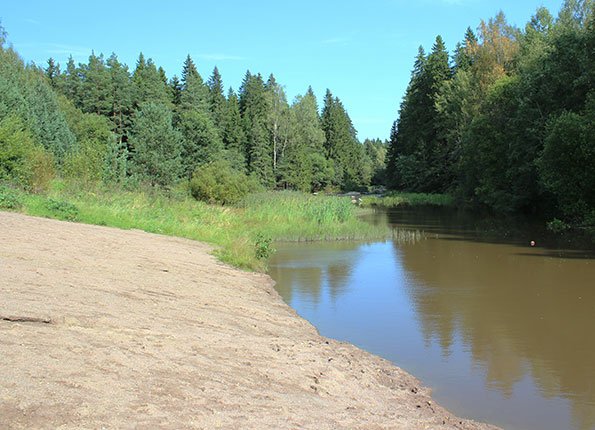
387, 0, 594, 227
1, 24, 386, 203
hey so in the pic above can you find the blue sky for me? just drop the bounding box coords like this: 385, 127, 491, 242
2, 0, 565, 140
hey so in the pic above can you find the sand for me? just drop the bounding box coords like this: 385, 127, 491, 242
0, 211, 499, 429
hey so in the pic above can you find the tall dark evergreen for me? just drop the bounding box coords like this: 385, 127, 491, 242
129, 102, 182, 186
45, 58, 60, 88
106, 53, 133, 140
207, 66, 226, 130
322, 90, 369, 189
180, 55, 208, 112
169, 75, 182, 107
239, 72, 273, 187
132, 53, 170, 108
61, 56, 80, 105
221, 88, 247, 170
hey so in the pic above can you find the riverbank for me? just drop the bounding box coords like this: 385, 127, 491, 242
0, 183, 388, 271
0, 212, 498, 429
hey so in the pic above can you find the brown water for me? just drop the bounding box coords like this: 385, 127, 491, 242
268, 207, 595, 430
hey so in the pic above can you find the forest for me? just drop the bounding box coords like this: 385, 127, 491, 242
386, 0, 594, 228
0, 22, 385, 204
0, 0, 593, 231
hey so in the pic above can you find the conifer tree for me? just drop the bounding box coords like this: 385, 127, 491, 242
321, 89, 368, 189
221, 88, 247, 170
45, 58, 60, 88
180, 55, 208, 112
80, 52, 111, 116
128, 102, 182, 186
178, 109, 224, 178
132, 53, 170, 108
106, 53, 133, 140
239, 72, 273, 187
207, 66, 226, 130
61, 55, 81, 105
169, 75, 183, 107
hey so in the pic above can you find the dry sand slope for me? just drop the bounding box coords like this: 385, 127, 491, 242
0, 212, 499, 430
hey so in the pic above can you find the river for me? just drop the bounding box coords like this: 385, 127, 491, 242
268, 207, 595, 430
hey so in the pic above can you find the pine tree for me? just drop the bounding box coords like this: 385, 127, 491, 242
79, 52, 111, 116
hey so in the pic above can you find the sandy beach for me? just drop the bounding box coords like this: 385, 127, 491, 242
0, 212, 499, 429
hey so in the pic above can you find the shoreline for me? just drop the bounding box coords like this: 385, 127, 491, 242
0, 212, 499, 429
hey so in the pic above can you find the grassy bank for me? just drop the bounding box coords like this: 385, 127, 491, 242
0, 182, 389, 271
361, 192, 453, 208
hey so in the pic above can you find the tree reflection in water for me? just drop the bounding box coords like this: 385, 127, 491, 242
269, 208, 595, 430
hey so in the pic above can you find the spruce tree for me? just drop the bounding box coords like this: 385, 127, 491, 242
180, 55, 208, 112
45, 58, 60, 88
132, 53, 170, 108
178, 109, 224, 178
106, 53, 133, 140
321, 90, 368, 189
207, 66, 226, 130
169, 75, 183, 107
239, 72, 273, 187
221, 88, 247, 170
128, 102, 182, 186
61, 55, 81, 105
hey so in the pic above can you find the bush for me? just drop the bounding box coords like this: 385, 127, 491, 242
0, 185, 22, 209
190, 160, 259, 205
44, 198, 79, 221
0, 116, 55, 191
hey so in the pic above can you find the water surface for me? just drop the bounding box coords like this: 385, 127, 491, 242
268, 207, 595, 430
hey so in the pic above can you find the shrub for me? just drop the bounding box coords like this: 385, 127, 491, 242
190, 160, 259, 205
0, 185, 22, 209
0, 116, 55, 191
44, 198, 79, 221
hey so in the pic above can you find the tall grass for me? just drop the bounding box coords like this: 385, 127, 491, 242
2, 183, 389, 271
361, 192, 453, 208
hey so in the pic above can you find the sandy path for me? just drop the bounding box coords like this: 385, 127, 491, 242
0, 212, 498, 429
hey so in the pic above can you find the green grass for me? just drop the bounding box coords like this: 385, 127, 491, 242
361, 192, 453, 208
1, 182, 389, 271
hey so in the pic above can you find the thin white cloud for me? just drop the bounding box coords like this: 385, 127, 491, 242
321, 36, 351, 45
24, 18, 40, 25
45, 43, 90, 57
198, 53, 244, 61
